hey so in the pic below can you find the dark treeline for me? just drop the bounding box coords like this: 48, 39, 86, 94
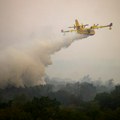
0, 76, 119, 120
0, 75, 115, 104
0, 85, 120, 120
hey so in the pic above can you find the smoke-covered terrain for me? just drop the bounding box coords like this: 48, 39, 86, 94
0, 75, 116, 103
0, 33, 88, 88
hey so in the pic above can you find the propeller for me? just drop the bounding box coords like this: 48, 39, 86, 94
83, 24, 89, 27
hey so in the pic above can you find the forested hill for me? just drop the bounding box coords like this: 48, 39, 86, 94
0, 79, 115, 104
0, 84, 120, 120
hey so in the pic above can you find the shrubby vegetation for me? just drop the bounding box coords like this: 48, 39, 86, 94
0, 78, 119, 120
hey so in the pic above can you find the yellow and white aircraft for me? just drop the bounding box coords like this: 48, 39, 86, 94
61, 19, 113, 35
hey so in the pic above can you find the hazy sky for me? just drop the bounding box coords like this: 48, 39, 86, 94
0, 0, 120, 83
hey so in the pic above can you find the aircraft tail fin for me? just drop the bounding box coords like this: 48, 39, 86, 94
109, 23, 113, 30
75, 19, 80, 26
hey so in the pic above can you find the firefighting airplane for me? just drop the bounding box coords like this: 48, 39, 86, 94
61, 19, 113, 35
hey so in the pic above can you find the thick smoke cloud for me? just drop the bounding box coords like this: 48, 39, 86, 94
0, 33, 89, 88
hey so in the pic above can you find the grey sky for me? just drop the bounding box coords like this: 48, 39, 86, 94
0, 0, 120, 83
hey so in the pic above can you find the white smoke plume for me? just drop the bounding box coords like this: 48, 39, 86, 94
0, 33, 89, 88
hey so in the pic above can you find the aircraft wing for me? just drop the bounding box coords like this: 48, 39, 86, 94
91, 23, 113, 30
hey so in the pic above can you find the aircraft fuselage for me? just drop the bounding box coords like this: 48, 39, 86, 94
77, 28, 95, 36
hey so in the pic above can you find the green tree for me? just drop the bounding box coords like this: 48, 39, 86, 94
24, 96, 60, 120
